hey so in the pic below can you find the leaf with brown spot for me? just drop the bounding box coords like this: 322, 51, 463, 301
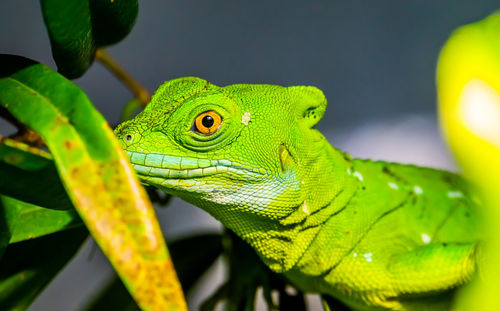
0, 55, 186, 311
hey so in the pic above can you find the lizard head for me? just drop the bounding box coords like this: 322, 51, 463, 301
115, 77, 328, 223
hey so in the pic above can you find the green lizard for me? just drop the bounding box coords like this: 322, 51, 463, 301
114, 77, 479, 311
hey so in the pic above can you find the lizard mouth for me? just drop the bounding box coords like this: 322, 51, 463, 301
125, 150, 265, 180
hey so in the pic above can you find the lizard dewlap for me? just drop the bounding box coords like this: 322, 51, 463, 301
115, 77, 479, 311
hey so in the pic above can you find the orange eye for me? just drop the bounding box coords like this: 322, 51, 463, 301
194, 111, 222, 135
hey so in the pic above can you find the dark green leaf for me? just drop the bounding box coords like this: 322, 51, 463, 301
41, 0, 96, 79
90, 0, 138, 46
201, 231, 287, 311
145, 186, 173, 206
0, 196, 21, 260
321, 295, 350, 311
170, 233, 223, 292
224, 231, 269, 311
0, 138, 72, 210
40, 0, 138, 79
0, 227, 87, 310
278, 288, 306, 311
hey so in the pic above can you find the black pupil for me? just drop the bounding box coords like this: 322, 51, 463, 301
202, 115, 214, 128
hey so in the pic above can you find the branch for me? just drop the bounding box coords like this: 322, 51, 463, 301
95, 49, 151, 106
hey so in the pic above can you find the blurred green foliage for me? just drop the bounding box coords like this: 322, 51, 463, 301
437, 11, 500, 310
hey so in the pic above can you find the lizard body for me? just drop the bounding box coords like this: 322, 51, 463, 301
115, 77, 479, 310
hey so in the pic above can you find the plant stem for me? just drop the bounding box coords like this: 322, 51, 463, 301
0, 106, 44, 146
95, 49, 151, 106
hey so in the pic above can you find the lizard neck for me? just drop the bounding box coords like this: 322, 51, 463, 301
229, 142, 359, 273
300, 142, 354, 215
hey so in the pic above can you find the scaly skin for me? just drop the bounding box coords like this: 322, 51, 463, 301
115, 77, 479, 310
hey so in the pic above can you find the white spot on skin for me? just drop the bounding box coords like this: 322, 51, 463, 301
388, 182, 399, 190
241, 112, 251, 125
413, 186, 423, 195
421, 233, 431, 244
459, 79, 500, 149
301, 201, 310, 215
353, 171, 364, 181
447, 191, 464, 199
363, 253, 373, 262
347, 168, 351, 175
353, 252, 358, 258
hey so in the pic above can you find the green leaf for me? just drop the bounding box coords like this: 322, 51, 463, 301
0, 194, 82, 256
0, 138, 72, 210
0, 196, 21, 260
85, 234, 223, 311
9, 198, 82, 244
40, 0, 138, 79
0, 55, 186, 311
0, 227, 88, 310
0, 139, 82, 244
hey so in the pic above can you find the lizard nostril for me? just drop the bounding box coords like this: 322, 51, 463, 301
125, 134, 133, 141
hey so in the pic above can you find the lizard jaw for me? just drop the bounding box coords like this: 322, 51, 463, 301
125, 150, 265, 185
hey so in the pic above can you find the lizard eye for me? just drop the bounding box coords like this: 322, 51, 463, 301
194, 111, 222, 135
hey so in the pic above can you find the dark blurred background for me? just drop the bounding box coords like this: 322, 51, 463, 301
1, 1, 499, 310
